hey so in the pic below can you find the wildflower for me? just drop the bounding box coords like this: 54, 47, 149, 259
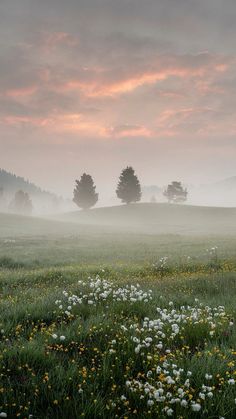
52, 334, 58, 339
191, 403, 201, 412
0, 413, 7, 418
60, 335, 66, 341
228, 378, 235, 385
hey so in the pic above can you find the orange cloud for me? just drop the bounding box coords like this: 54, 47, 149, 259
109, 124, 153, 138
6, 86, 38, 98
58, 67, 205, 98
55, 57, 231, 99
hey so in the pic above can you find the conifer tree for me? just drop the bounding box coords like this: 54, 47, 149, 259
116, 166, 141, 204
73, 173, 98, 209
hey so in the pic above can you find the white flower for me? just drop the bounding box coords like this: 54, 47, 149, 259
147, 400, 154, 406
52, 334, 58, 339
205, 373, 212, 380
135, 345, 141, 354
156, 343, 163, 350
191, 403, 201, 412
60, 335, 66, 341
228, 378, 235, 385
166, 408, 173, 416
0, 414, 7, 418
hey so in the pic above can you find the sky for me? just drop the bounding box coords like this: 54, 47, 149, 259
0, 0, 236, 200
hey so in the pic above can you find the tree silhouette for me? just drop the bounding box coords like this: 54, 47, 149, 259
10, 190, 33, 215
116, 166, 142, 204
73, 173, 98, 209
163, 181, 188, 203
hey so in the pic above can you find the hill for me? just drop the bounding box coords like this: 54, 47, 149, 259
1, 202, 236, 239
214, 176, 236, 189
189, 176, 236, 207
56, 202, 236, 234
0, 169, 67, 214
0, 169, 55, 198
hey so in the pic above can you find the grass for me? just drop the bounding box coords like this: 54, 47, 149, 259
1, 207, 236, 417
1, 256, 236, 418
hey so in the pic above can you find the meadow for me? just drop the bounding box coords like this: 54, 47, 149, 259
1, 206, 236, 418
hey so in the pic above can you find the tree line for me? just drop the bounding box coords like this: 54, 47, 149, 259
0, 166, 188, 214
73, 166, 187, 209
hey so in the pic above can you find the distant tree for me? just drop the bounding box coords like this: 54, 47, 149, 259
10, 190, 33, 215
116, 166, 142, 204
73, 173, 98, 210
163, 181, 188, 203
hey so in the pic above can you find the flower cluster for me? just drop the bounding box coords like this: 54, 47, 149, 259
120, 301, 234, 416
55, 275, 153, 315
126, 301, 231, 356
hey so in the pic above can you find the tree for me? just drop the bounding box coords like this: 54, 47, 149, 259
10, 190, 33, 215
163, 181, 188, 203
73, 173, 98, 210
116, 166, 142, 204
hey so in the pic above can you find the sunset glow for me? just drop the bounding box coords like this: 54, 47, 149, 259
0, 0, 236, 196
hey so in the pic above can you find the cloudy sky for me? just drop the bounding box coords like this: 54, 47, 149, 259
0, 0, 236, 199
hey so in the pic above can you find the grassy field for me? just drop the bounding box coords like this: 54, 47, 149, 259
1, 205, 236, 418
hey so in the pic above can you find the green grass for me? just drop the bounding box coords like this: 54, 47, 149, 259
1, 208, 236, 417
1, 259, 236, 418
